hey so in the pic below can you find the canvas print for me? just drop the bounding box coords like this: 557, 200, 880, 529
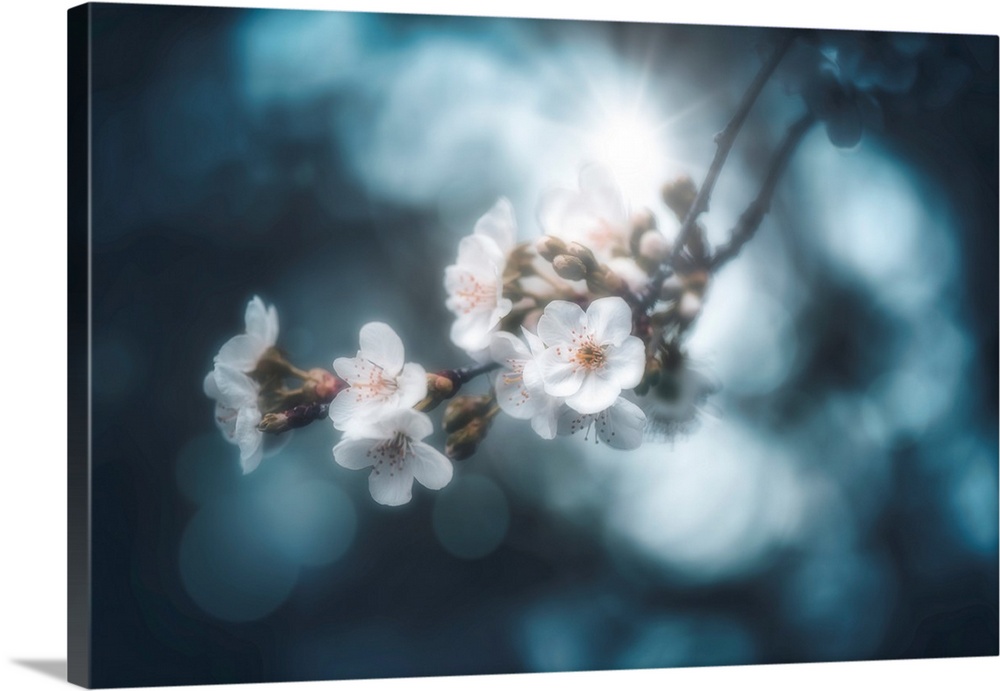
68, 2, 998, 688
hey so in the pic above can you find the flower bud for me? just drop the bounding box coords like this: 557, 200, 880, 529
586, 265, 625, 296
659, 274, 685, 301
630, 208, 657, 234
442, 394, 493, 433
258, 402, 329, 434
552, 254, 588, 281
638, 230, 671, 263
564, 242, 598, 272
415, 371, 461, 411
258, 412, 291, 434
678, 290, 703, 321
445, 417, 491, 461
305, 368, 345, 402
662, 176, 698, 220
684, 269, 709, 293
535, 235, 568, 262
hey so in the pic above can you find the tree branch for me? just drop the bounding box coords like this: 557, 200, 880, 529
671, 30, 798, 259
710, 112, 816, 270
454, 361, 501, 384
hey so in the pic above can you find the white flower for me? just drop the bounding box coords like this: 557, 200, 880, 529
488, 330, 561, 439
203, 296, 280, 473
202, 364, 265, 473
329, 322, 427, 433
213, 295, 279, 372
606, 256, 652, 295
535, 297, 646, 415
557, 396, 647, 450
333, 408, 453, 506
444, 198, 516, 356
639, 361, 718, 441
538, 163, 630, 264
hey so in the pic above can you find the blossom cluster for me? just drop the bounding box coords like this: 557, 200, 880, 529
205, 164, 716, 506
440, 164, 713, 453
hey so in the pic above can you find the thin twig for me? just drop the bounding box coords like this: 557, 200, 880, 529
638, 31, 798, 312
710, 113, 816, 270
671, 31, 798, 258
455, 361, 501, 384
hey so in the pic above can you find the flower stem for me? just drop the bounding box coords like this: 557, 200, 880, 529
710, 112, 816, 269
454, 361, 501, 384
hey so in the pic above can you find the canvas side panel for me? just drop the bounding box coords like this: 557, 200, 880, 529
68, 3, 92, 688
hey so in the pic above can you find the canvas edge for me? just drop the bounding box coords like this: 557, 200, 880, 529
68, 3, 93, 688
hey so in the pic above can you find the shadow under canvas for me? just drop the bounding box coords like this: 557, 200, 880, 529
12, 659, 68, 682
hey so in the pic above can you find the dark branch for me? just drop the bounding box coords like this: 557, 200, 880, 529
671, 31, 798, 258
454, 361, 501, 384
710, 112, 816, 270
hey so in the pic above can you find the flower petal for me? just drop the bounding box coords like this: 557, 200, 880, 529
449, 309, 496, 353
530, 399, 562, 440
396, 362, 429, 409
474, 197, 516, 253
235, 405, 263, 473
489, 331, 530, 364
213, 402, 239, 440
606, 257, 650, 294
586, 297, 633, 346
453, 233, 505, 273
521, 358, 546, 396
565, 371, 622, 414
203, 370, 221, 399
536, 348, 584, 397
264, 305, 279, 347
244, 296, 278, 348
494, 365, 537, 420
368, 465, 414, 507
537, 187, 583, 238
241, 445, 263, 475
557, 407, 595, 438
215, 334, 264, 372
578, 163, 627, 226
488, 297, 514, 331
605, 336, 646, 389
327, 387, 363, 431
409, 442, 453, 491
598, 398, 647, 450
536, 300, 586, 346
359, 322, 405, 375
332, 355, 378, 385
521, 328, 546, 357
384, 408, 434, 442
333, 438, 378, 470
212, 365, 259, 406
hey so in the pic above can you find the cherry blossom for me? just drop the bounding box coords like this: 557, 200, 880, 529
535, 297, 646, 415
557, 396, 647, 450
212, 295, 279, 373
444, 198, 516, 356
333, 408, 453, 506
489, 330, 561, 439
202, 364, 265, 473
328, 322, 427, 433
538, 163, 631, 264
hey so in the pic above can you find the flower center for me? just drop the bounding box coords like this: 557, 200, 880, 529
587, 218, 622, 252
352, 362, 399, 402
501, 360, 524, 385
573, 339, 607, 371
453, 272, 497, 313
370, 432, 412, 477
